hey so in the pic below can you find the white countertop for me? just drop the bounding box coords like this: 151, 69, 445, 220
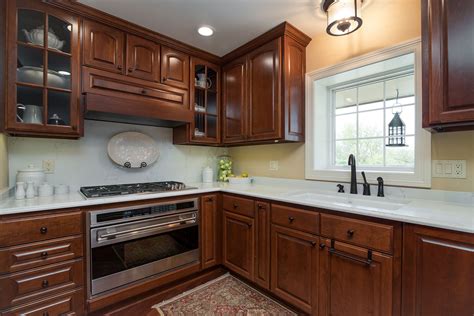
0, 181, 473, 234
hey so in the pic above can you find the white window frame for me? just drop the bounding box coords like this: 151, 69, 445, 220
305, 39, 432, 188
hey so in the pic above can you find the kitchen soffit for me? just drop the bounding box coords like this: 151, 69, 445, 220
78, 0, 328, 56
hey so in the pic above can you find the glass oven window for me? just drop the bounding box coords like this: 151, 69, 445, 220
91, 225, 198, 280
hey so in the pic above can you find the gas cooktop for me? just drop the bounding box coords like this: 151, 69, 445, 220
80, 181, 196, 198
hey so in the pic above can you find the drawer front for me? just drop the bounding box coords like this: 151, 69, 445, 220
223, 195, 254, 218
0, 236, 83, 274
83, 67, 189, 108
0, 212, 82, 247
320, 214, 394, 253
2, 288, 84, 316
271, 204, 319, 235
0, 259, 83, 309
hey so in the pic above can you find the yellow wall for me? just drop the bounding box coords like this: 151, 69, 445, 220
230, 0, 474, 192
0, 133, 8, 190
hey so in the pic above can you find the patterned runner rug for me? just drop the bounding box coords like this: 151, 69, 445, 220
152, 273, 296, 315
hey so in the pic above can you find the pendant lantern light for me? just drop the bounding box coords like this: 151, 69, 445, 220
387, 89, 407, 147
323, 0, 363, 36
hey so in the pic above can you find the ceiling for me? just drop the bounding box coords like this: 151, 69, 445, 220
78, 0, 329, 56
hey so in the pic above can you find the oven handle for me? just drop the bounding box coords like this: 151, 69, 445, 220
98, 216, 196, 241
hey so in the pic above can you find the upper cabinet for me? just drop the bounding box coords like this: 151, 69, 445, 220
126, 34, 160, 82
161, 46, 190, 90
2, 0, 81, 138
222, 23, 311, 145
422, 0, 474, 130
83, 19, 124, 74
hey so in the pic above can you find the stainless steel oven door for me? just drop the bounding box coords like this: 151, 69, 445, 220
90, 211, 199, 295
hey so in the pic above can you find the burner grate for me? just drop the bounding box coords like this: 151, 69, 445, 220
80, 181, 191, 198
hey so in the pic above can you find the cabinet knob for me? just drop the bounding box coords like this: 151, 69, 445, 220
257, 204, 265, 210
233, 203, 238, 209
288, 216, 295, 223
162, 77, 167, 82
319, 243, 326, 250
310, 241, 317, 247
128, 67, 134, 72
347, 229, 355, 238
247, 223, 252, 228
42, 280, 49, 288
117, 65, 123, 70
206, 197, 213, 202
141, 89, 147, 94
43, 312, 49, 316
40, 251, 48, 259
40, 227, 48, 234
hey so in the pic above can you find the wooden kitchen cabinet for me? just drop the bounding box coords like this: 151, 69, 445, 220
271, 224, 319, 315
222, 210, 255, 281
402, 224, 474, 316
221, 22, 310, 145
319, 239, 394, 316
200, 194, 220, 269
254, 201, 270, 289
126, 34, 160, 82
161, 46, 190, 90
83, 19, 125, 74
2, 0, 82, 138
422, 0, 474, 130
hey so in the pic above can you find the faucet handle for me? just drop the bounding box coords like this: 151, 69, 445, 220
377, 177, 384, 197
337, 184, 345, 193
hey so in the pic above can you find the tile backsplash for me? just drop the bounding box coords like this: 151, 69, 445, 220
8, 120, 227, 190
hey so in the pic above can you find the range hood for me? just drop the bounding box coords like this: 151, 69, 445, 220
84, 93, 193, 127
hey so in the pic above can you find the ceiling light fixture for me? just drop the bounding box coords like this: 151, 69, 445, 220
198, 26, 214, 37
323, 0, 363, 36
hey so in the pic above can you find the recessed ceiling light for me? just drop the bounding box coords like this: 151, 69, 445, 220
198, 26, 214, 37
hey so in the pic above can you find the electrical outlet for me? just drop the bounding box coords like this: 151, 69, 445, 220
269, 160, 279, 171
43, 160, 55, 174
432, 160, 466, 178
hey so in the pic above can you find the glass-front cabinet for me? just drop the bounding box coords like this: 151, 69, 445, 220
4, 0, 80, 137
190, 58, 220, 143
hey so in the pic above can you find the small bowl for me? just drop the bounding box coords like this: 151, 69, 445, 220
228, 177, 252, 185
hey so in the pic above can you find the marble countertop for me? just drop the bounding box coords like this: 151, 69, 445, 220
0, 181, 472, 233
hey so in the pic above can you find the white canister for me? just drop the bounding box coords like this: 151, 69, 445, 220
15, 182, 25, 200
16, 164, 46, 195
38, 183, 54, 197
26, 181, 35, 199
202, 166, 213, 183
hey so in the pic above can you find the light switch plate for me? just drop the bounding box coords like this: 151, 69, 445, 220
42, 159, 55, 174
269, 160, 279, 171
432, 160, 466, 178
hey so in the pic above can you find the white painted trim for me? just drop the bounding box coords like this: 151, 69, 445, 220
305, 38, 432, 188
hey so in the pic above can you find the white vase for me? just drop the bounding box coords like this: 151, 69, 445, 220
15, 182, 25, 200
26, 181, 35, 199
202, 166, 213, 183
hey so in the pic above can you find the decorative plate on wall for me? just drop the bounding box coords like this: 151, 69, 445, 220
107, 132, 159, 168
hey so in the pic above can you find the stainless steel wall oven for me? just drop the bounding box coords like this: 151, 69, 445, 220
87, 198, 199, 296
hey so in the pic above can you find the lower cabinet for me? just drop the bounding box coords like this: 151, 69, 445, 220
222, 210, 255, 280
201, 194, 220, 269
402, 224, 474, 316
318, 239, 393, 316
271, 225, 319, 315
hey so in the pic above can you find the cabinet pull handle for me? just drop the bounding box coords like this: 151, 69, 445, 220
40, 227, 48, 234
347, 229, 355, 238
42, 280, 49, 288
329, 239, 372, 266
288, 216, 295, 223
40, 251, 48, 259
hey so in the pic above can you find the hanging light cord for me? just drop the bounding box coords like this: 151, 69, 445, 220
392, 88, 403, 114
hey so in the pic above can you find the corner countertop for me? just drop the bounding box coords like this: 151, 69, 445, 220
0, 181, 472, 234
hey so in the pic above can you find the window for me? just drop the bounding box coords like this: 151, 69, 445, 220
305, 40, 431, 187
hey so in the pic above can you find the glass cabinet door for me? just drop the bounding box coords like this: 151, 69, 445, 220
192, 59, 219, 142
10, 2, 79, 136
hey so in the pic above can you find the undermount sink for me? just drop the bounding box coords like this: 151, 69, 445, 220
287, 192, 408, 212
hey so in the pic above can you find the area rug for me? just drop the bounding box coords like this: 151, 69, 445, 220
152, 274, 296, 315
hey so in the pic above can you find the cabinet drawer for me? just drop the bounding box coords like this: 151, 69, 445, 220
0, 259, 83, 309
223, 195, 254, 217
0, 236, 83, 274
271, 204, 319, 235
0, 211, 83, 247
2, 288, 84, 316
83, 67, 189, 108
320, 214, 394, 253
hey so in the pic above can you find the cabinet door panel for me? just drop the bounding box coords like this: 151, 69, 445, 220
254, 201, 270, 289
161, 46, 189, 89
247, 38, 281, 140
83, 20, 124, 73
126, 34, 160, 82
201, 194, 219, 269
271, 225, 318, 314
222, 56, 247, 143
422, 0, 474, 126
402, 225, 474, 316
223, 211, 254, 280
319, 239, 393, 316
